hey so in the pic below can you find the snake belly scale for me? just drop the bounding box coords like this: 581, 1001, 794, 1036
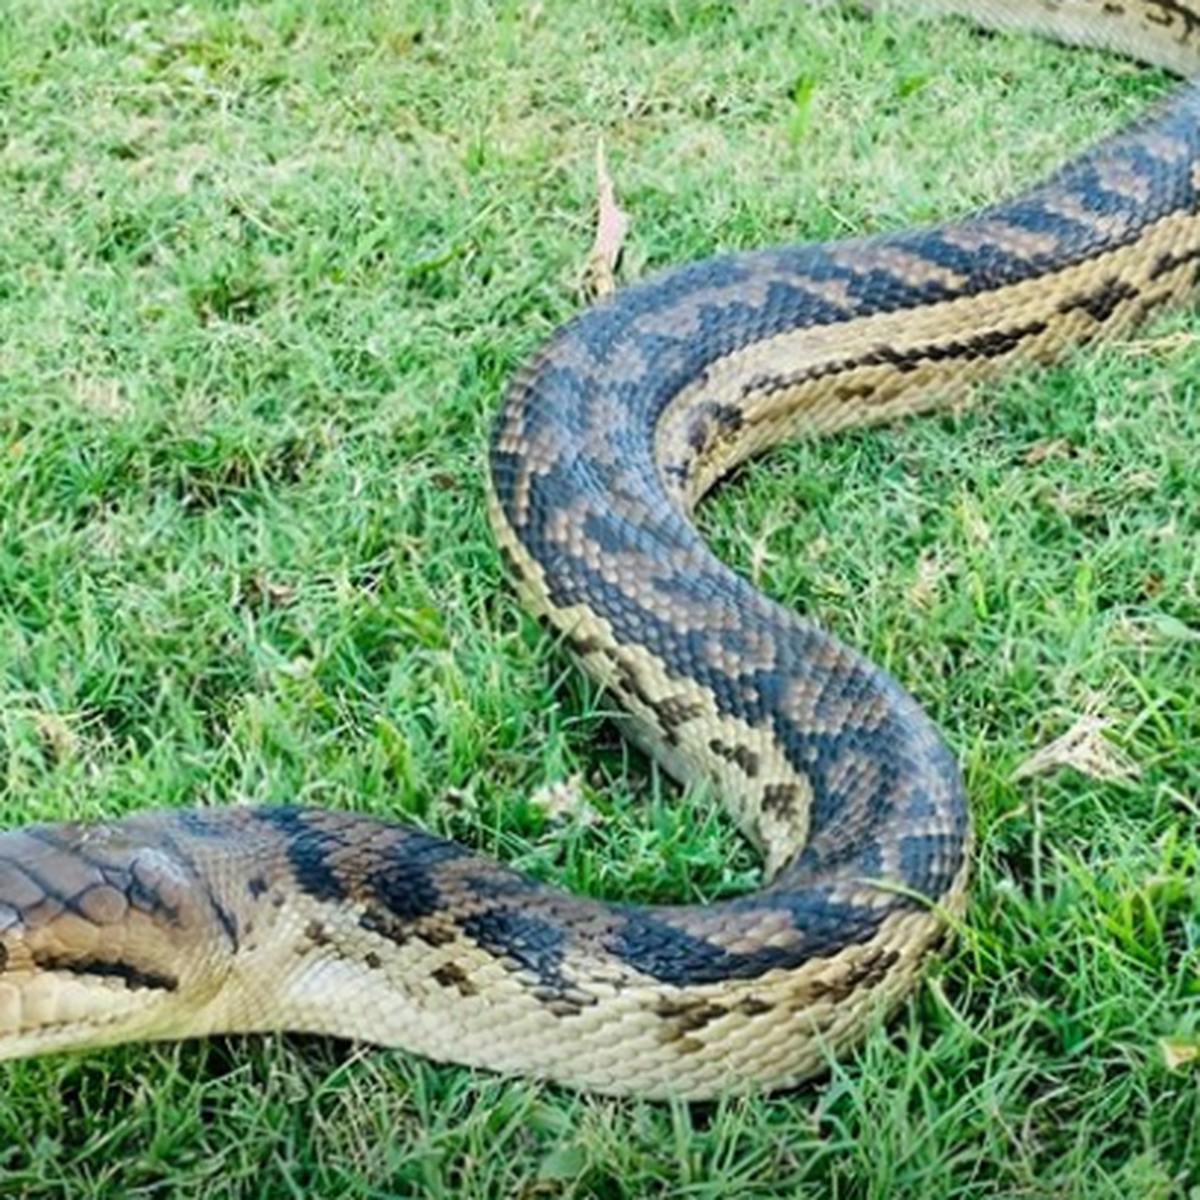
2, 1, 1199, 1099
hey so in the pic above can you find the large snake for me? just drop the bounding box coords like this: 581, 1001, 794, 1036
2, 1, 1199, 1100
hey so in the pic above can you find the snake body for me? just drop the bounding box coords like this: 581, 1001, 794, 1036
2, 1, 1199, 1099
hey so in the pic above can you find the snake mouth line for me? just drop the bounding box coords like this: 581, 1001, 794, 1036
29, 955, 179, 995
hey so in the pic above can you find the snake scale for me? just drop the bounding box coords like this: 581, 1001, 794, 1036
2, 1, 1199, 1099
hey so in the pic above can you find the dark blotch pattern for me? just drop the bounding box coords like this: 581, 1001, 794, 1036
1057, 275, 1140, 321
807, 947, 900, 1005
654, 996, 729, 1041
363, 838, 465, 924
431, 962, 478, 997
761, 782, 802, 819
708, 739, 761, 777
258, 808, 352, 906
611, 888, 884, 987
459, 907, 570, 996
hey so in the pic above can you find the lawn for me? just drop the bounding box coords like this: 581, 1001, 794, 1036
0, 0, 1197, 1196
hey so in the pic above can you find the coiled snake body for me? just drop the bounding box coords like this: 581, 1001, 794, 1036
2, 1, 1199, 1098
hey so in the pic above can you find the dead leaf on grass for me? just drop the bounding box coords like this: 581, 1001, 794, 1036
1022, 437, 1074, 467
529, 775, 601, 827
73, 374, 130, 418
1160, 1037, 1199, 1072
908, 549, 948, 610
1012, 713, 1139, 783
33, 710, 78, 762
581, 137, 628, 300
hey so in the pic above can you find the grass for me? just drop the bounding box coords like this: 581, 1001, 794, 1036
1, 0, 1198, 1195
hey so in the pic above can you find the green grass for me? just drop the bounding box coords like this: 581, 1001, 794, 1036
1, 0, 1198, 1196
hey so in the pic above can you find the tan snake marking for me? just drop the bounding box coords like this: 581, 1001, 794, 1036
2, 0, 1199, 1098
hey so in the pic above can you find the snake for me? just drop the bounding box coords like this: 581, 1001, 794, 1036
2, 1, 1199, 1101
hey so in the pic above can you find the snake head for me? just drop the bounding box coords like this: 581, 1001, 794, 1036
0, 819, 223, 1060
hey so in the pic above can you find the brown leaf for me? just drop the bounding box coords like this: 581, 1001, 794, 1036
1160, 1037, 1199, 1072
1012, 713, 1139, 783
908, 549, 946, 610
529, 775, 601, 827
1022, 437, 1073, 466
73, 374, 130, 418
33, 711, 78, 763
581, 137, 628, 300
